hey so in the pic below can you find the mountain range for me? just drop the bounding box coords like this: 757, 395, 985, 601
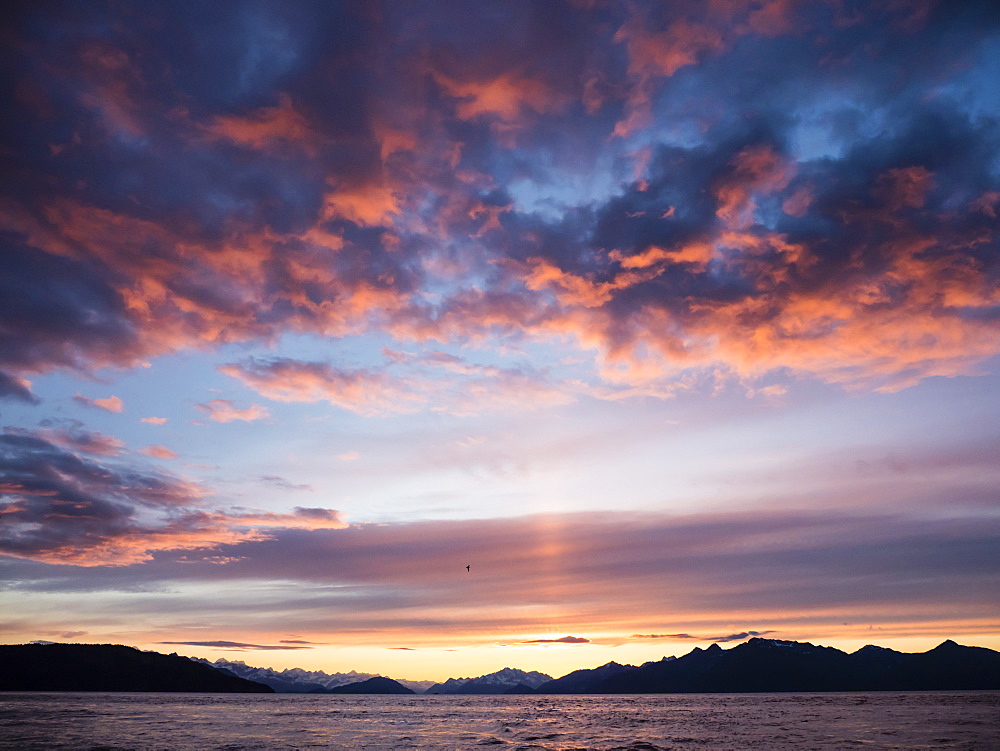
529, 638, 1000, 693
189, 656, 434, 693
424, 667, 553, 694
201, 639, 1000, 694
4, 638, 999, 693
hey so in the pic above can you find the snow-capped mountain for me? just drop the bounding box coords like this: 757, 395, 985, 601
190, 657, 434, 693
425, 666, 552, 694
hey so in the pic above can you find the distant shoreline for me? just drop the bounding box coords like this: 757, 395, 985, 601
4, 638, 1000, 694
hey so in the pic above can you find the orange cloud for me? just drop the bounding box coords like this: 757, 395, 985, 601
612, 14, 725, 137
204, 93, 321, 155
714, 144, 796, 229
12, 506, 347, 568
521, 257, 663, 308
321, 180, 401, 226
436, 71, 561, 122
612, 1, 809, 137
1, 194, 417, 377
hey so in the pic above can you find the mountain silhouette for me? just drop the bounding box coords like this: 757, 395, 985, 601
534, 661, 634, 693
8, 638, 998, 695
0, 643, 273, 692
548, 638, 1000, 693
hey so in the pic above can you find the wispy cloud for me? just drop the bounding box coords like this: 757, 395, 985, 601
260, 475, 313, 492
40, 425, 125, 457
159, 640, 313, 651
219, 359, 424, 416
7, 503, 997, 644
196, 399, 269, 423
518, 636, 590, 645
631, 631, 776, 643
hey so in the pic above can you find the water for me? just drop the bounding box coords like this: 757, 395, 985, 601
0, 692, 996, 750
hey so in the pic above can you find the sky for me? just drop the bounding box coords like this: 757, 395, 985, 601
1, 0, 999, 683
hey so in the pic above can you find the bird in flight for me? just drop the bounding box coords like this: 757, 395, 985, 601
466, 564, 470, 572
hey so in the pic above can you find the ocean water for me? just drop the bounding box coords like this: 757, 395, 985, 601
0, 692, 996, 750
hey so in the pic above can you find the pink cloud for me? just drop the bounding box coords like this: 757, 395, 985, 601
219, 359, 424, 416
140, 445, 179, 460
141, 416, 168, 425
196, 399, 269, 423
42, 427, 125, 457
73, 394, 124, 413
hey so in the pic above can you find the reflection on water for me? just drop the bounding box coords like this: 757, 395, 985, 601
0, 691, 996, 750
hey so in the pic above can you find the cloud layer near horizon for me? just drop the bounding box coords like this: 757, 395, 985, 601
4, 504, 998, 646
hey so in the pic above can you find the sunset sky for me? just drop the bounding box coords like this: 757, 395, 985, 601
1, 0, 999, 682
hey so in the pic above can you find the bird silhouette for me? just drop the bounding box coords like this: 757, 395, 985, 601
466, 564, 470, 572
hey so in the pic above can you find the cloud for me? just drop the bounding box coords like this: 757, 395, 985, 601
0, 371, 39, 404
196, 399, 269, 423
9, 499, 996, 646
519, 636, 590, 644
260, 475, 313, 492
221, 352, 577, 418
159, 640, 312, 651
40, 424, 126, 457
631, 630, 776, 643
0, 1, 996, 402
73, 395, 124, 413
203, 93, 322, 155
0, 428, 344, 566
140, 445, 179, 460
141, 417, 168, 425
219, 358, 423, 416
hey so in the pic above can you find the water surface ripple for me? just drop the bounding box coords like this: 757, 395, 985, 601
0, 691, 997, 750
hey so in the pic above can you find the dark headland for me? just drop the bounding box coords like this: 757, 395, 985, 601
0, 643, 273, 692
